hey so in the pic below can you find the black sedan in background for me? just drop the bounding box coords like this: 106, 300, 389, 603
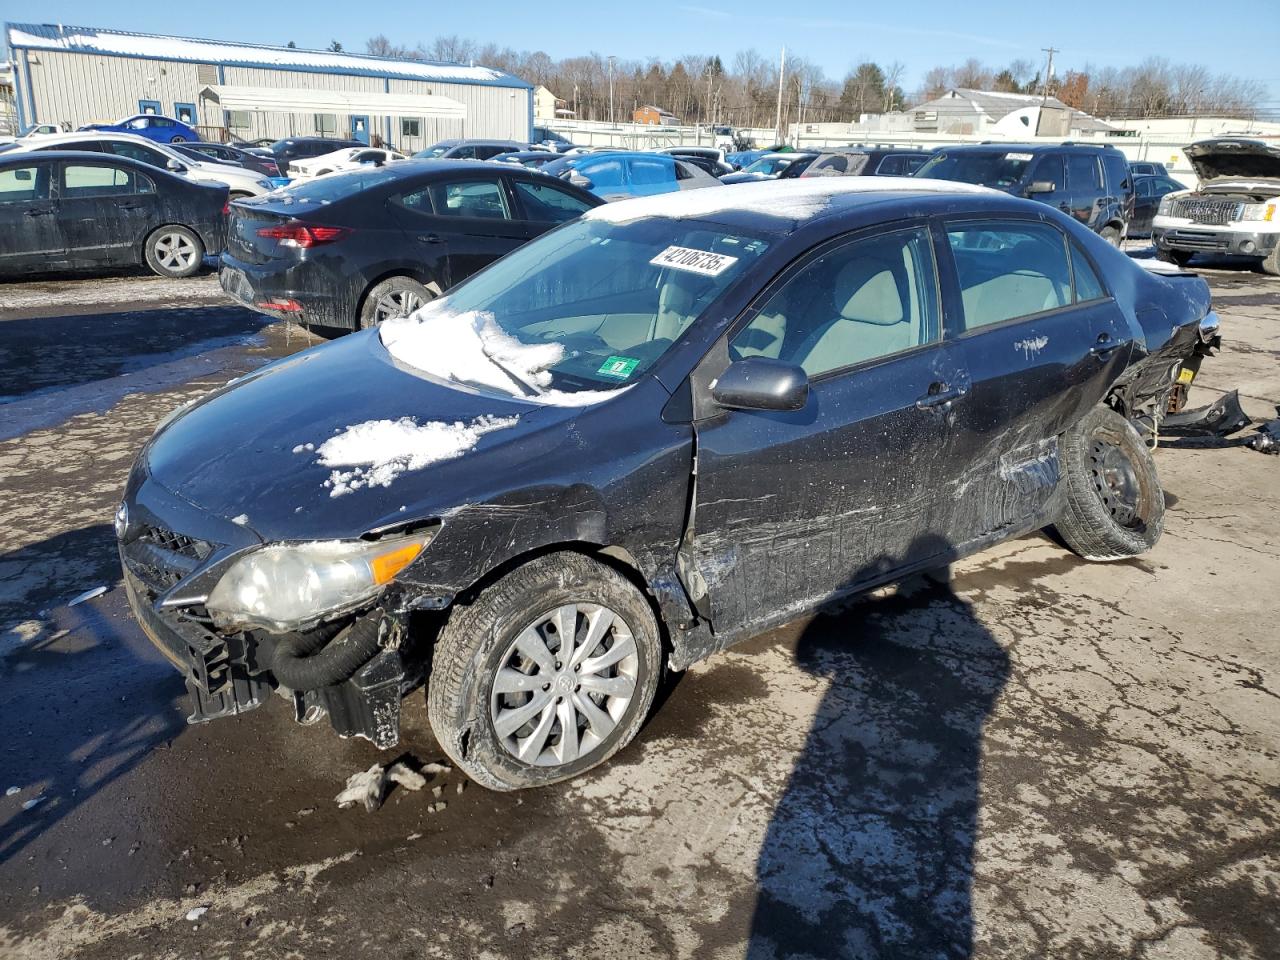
176, 141, 282, 178
220, 160, 603, 331
126, 180, 1215, 791
0, 150, 227, 279
1129, 173, 1187, 238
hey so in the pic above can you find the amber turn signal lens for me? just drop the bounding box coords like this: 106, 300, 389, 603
370, 542, 424, 585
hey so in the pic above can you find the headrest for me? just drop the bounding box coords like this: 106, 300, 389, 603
834, 256, 904, 326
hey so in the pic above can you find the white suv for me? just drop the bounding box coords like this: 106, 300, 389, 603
1152, 138, 1280, 275
9, 131, 274, 198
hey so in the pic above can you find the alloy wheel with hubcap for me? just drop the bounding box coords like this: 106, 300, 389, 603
145, 226, 204, 278
374, 288, 426, 323
359, 276, 436, 328
490, 603, 638, 767
426, 551, 662, 791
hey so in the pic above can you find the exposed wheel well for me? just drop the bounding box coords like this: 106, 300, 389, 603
447, 541, 672, 655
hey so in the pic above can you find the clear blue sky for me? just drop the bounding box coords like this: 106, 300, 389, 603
8, 0, 1280, 103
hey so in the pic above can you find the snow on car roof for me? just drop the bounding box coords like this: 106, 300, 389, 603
6, 23, 529, 88
584, 177, 998, 225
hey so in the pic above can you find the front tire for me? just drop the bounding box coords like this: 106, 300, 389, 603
170, 135, 186, 143
1156, 248, 1194, 268
1052, 407, 1165, 561
1100, 224, 1122, 247
1260, 245, 1280, 277
144, 225, 204, 278
427, 553, 663, 791
358, 276, 437, 328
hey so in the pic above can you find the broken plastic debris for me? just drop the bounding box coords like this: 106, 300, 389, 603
5, 786, 19, 796
1162, 389, 1251, 437
185, 906, 209, 922
1246, 409, 1280, 455
22, 795, 44, 811
67, 585, 107, 607
335, 760, 427, 812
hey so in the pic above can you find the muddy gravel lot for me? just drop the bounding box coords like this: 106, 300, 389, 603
1, 259, 1277, 960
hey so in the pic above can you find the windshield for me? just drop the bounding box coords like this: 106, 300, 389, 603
915, 151, 1032, 189
380, 217, 772, 403
414, 143, 454, 159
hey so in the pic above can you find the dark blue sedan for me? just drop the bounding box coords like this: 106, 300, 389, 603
79, 114, 201, 144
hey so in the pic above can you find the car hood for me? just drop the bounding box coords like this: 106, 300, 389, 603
1185, 138, 1280, 184
143, 332, 613, 542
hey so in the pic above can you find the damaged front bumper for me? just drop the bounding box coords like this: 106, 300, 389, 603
117, 472, 410, 749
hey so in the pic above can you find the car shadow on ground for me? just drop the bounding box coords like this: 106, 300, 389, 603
747, 538, 1009, 959
0, 306, 268, 401
0, 570, 186, 875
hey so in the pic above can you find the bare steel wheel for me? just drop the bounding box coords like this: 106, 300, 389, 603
490, 603, 639, 766
1052, 406, 1164, 560
144, 225, 203, 278
427, 552, 662, 790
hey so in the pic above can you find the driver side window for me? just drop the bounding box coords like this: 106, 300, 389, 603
730, 226, 940, 377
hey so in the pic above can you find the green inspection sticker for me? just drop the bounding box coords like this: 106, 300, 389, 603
598, 356, 640, 379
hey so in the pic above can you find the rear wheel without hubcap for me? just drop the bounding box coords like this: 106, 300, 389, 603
1052, 406, 1164, 560
427, 552, 662, 790
144, 226, 203, 278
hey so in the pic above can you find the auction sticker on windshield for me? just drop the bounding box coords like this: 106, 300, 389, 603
650, 245, 739, 277
1006, 152, 1034, 162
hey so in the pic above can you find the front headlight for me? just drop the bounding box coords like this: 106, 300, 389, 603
1241, 201, 1276, 222
1157, 195, 1175, 216
205, 531, 435, 632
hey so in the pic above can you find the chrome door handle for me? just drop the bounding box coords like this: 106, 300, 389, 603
1090, 334, 1125, 357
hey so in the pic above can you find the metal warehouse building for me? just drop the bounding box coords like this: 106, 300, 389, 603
4, 23, 533, 151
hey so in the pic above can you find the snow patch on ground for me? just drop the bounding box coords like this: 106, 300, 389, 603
380, 303, 625, 406
313, 414, 518, 497
586, 176, 997, 225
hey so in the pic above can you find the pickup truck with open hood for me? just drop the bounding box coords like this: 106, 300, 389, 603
1152, 138, 1280, 274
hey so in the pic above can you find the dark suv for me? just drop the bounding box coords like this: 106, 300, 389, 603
916, 143, 1134, 243
270, 136, 367, 175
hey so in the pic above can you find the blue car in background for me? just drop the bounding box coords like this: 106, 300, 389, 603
79, 114, 201, 144
540, 151, 721, 201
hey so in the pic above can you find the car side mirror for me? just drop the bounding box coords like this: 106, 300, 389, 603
711, 357, 809, 412
166, 158, 185, 172
567, 172, 593, 189
1025, 180, 1056, 195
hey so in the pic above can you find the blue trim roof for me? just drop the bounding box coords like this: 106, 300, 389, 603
5, 22, 533, 90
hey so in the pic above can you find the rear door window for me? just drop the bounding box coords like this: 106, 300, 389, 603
511, 179, 595, 223
945, 221, 1074, 329
0, 164, 52, 202
1067, 154, 1103, 192
424, 179, 511, 219
1070, 242, 1107, 302
629, 157, 675, 187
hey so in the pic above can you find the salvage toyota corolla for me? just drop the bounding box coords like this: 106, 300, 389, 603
118, 178, 1217, 790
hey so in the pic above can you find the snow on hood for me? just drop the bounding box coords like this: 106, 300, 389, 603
379, 303, 625, 407
585, 176, 997, 225
1185, 139, 1280, 183
313, 415, 518, 497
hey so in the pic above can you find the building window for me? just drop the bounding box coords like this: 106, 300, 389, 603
401, 117, 421, 139
314, 113, 337, 135
197, 63, 218, 85
228, 110, 251, 131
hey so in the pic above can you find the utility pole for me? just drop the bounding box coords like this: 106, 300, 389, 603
608, 55, 616, 125
774, 46, 787, 144
1040, 47, 1059, 105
